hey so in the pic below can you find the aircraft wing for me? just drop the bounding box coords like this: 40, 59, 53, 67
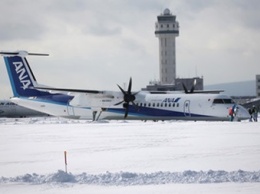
191, 90, 225, 94
34, 86, 103, 94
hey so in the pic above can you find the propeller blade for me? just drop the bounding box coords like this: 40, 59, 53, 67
133, 91, 140, 96
127, 77, 132, 94
117, 84, 126, 95
190, 85, 195, 93
114, 100, 124, 106
190, 79, 197, 93
124, 106, 129, 118
182, 83, 188, 93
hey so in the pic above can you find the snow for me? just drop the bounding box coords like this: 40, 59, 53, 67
0, 117, 260, 193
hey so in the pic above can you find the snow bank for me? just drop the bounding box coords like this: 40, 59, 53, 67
1, 170, 260, 185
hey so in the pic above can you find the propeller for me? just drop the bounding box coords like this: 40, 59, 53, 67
114, 77, 138, 118
182, 79, 197, 94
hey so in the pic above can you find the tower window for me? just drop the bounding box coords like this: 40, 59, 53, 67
161, 24, 163, 28
167, 24, 169, 28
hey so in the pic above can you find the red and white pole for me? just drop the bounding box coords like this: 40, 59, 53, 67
64, 151, 67, 173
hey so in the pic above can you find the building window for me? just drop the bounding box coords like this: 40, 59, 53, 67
161, 24, 163, 28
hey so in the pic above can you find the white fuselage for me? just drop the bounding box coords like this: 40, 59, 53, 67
11, 91, 250, 121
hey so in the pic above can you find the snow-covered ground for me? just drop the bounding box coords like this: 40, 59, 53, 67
0, 117, 260, 194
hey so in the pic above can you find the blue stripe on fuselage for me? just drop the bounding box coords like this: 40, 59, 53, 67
107, 105, 211, 118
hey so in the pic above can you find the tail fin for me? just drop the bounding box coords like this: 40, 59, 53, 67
1, 51, 49, 97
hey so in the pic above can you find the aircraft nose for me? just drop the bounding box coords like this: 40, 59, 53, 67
236, 105, 250, 121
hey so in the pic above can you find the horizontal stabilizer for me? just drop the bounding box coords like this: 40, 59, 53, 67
0, 51, 49, 56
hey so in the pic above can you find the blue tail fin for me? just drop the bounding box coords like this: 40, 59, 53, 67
3, 54, 49, 97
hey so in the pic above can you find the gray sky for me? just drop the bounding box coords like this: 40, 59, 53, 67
0, 0, 259, 98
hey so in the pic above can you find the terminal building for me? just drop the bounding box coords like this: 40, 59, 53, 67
256, 75, 260, 97
143, 8, 203, 92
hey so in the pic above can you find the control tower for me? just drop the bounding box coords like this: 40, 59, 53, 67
155, 8, 179, 85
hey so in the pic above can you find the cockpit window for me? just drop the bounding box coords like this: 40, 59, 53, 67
223, 99, 234, 104
213, 98, 234, 104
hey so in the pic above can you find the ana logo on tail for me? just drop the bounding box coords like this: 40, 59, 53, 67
13, 61, 31, 90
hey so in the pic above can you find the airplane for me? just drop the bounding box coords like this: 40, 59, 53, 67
0, 50, 250, 121
0, 99, 49, 118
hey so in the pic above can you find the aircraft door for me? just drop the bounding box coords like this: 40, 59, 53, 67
184, 100, 191, 117
67, 106, 74, 116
